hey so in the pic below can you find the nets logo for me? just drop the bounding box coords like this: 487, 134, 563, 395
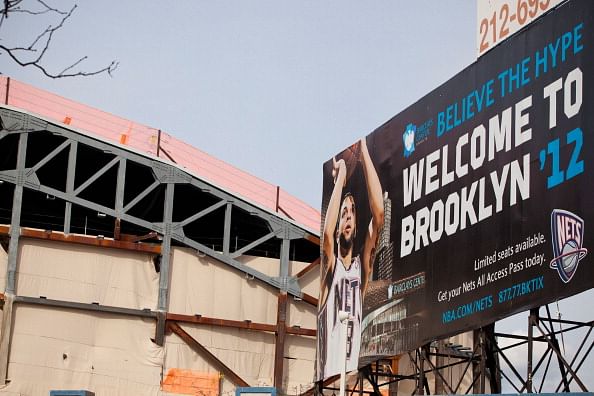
550, 209, 588, 283
403, 123, 416, 158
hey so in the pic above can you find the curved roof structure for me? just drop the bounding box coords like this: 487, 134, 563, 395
0, 77, 320, 233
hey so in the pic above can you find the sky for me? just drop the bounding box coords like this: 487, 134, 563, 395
2, 0, 593, 390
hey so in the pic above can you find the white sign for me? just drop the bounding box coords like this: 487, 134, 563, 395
477, 0, 565, 57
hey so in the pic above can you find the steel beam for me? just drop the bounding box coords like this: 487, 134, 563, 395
527, 309, 536, 392
33, 184, 163, 234
286, 326, 316, 337
113, 158, 126, 240
274, 237, 290, 390
544, 305, 570, 392
123, 180, 160, 213
115, 158, 126, 215
73, 156, 120, 196
0, 131, 27, 384
223, 202, 232, 255
64, 140, 78, 234
296, 257, 320, 279
158, 183, 174, 312
178, 199, 226, 227
168, 321, 250, 387
417, 348, 426, 395
27, 139, 71, 176
229, 230, 278, 259
274, 293, 288, 390
453, 341, 480, 393
0, 226, 161, 254
168, 313, 276, 333
155, 311, 166, 345
154, 182, 174, 346
5, 132, 27, 294
534, 321, 588, 391
300, 293, 318, 307
14, 295, 157, 318
493, 338, 528, 391
165, 312, 315, 336
424, 346, 455, 394
0, 293, 14, 384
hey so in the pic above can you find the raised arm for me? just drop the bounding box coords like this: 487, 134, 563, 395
320, 158, 346, 306
360, 138, 385, 296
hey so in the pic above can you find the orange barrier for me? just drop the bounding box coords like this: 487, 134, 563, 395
161, 369, 220, 396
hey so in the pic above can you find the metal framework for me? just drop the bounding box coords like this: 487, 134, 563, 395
0, 106, 320, 390
314, 334, 495, 396
494, 306, 593, 393
314, 305, 593, 396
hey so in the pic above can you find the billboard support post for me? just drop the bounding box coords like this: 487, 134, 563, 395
473, 328, 487, 394
418, 349, 424, 395
416, 345, 430, 395
534, 321, 588, 391
484, 324, 501, 393
527, 309, 537, 392
338, 310, 350, 396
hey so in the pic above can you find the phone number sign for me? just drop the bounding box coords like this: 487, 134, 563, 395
477, 0, 564, 57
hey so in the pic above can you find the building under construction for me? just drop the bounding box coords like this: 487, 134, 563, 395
0, 77, 322, 395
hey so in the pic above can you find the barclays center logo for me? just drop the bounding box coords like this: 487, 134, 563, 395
403, 123, 416, 158
550, 209, 588, 283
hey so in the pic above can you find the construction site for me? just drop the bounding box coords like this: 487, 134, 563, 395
1, 1, 593, 395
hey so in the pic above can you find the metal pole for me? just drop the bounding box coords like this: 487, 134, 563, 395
0, 131, 27, 383
527, 308, 538, 393
480, 328, 486, 393
418, 347, 425, 395
157, 183, 174, 312
156, 129, 162, 157
64, 140, 77, 234
4, 77, 10, 105
339, 310, 350, 396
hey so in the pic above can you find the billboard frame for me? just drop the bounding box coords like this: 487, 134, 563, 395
313, 304, 593, 395
315, 0, 594, 393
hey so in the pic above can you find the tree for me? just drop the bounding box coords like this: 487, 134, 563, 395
0, 0, 117, 78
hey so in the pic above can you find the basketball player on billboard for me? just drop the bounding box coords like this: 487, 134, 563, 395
317, 138, 384, 380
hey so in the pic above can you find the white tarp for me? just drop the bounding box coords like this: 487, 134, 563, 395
2, 305, 164, 395
15, 238, 158, 310
0, 240, 319, 395
168, 247, 278, 323
167, 247, 317, 391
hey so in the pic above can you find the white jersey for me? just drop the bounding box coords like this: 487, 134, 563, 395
321, 255, 362, 378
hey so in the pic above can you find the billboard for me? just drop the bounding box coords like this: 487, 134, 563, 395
317, 0, 593, 381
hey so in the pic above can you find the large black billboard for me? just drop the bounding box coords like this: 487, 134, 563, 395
317, 0, 593, 380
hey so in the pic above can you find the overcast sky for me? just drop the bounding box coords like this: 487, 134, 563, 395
2, 0, 478, 209
2, 0, 592, 390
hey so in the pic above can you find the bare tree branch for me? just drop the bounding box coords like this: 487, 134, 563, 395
0, 0, 118, 79
0, 43, 119, 78
33, 0, 67, 14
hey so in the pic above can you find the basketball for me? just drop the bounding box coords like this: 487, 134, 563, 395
337, 141, 361, 180
561, 239, 579, 273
